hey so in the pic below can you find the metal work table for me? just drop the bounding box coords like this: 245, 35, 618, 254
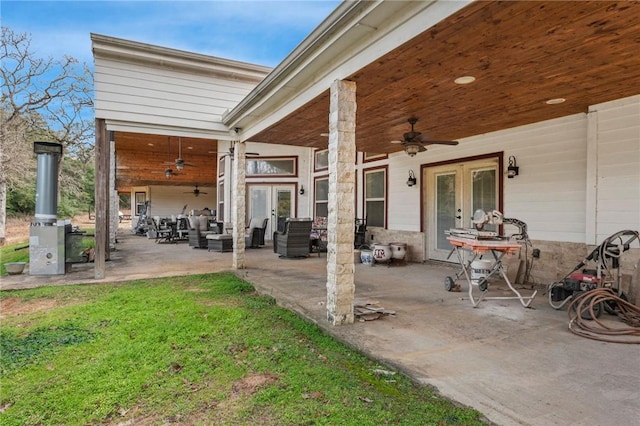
445, 235, 537, 308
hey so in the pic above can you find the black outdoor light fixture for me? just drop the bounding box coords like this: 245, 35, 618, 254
507, 156, 519, 178
407, 170, 417, 187
299, 185, 305, 195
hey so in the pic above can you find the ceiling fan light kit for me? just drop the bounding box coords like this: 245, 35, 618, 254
405, 143, 421, 157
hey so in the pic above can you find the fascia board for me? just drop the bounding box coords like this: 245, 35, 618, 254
91, 33, 271, 82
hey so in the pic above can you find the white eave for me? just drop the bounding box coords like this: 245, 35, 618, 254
222, 0, 472, 140
91, 33, 272, 84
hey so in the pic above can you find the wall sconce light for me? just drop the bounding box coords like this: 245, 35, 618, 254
299, 185, 305, 195
507, 156, 519, 178
407, 170, 417, 187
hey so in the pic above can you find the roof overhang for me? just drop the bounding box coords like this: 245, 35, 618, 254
222, 0, 640, 154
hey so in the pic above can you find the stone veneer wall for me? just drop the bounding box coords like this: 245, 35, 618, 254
365, 227, 425, 263
365, 227, 640, 305
526, 241, 639, 305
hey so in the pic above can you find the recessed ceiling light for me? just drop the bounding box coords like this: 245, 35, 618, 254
147, 143, 154, 146
454, 76, 476, 85
187, 146, 193, 149
208, 151, 216, 154
546, 98, 566, 105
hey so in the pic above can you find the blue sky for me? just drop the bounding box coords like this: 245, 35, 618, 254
2, 0, 341, 68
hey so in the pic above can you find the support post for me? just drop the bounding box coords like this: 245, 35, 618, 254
326, 79, 356, 325
232, 139, 246, 269
94, 118, 110, 279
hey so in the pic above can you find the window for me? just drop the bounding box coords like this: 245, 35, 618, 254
314, 149, 329, 171
134, 192, 146, 216
247, 157, 296, 177
314, 177, 329, 218
364, 167, 386, 227
363, 152, 387, 162
218, 156, 225, 177
217, 181, 224, 222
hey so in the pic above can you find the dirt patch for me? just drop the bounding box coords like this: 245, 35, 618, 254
0, 297, 59, 319
232, 372, 279, 395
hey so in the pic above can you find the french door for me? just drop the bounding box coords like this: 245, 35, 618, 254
247, 184, 295, 240
425, 158, 499, 262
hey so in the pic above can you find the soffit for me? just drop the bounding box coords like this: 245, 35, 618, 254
247, 1, 640, 154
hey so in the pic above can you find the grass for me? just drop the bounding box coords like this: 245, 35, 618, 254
0, 273, 485, 425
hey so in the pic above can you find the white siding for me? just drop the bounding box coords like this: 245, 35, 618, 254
94, 57, 265, 136
382, 96, 640, 245
591, 96, 640, 243
147, 186, 216, 218
386, 114, 589, 242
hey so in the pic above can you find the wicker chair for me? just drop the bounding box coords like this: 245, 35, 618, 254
188, 216, 217, 249
273, 218, 313, 258
245, 217, 268, 248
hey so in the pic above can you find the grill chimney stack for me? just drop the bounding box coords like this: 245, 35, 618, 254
33, 142, 63, 225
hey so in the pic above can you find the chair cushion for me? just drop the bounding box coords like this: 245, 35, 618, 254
247, 217, 264, 229
206, 233, 233, 240
188, 216, 198, 230
198, 216, 209, 231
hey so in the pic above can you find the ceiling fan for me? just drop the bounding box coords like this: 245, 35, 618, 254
151, 167, 182, 179
184, 185, 208, 197
162, 137, 196, 171
391, 117, 459, 156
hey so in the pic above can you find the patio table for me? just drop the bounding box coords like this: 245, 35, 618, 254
445, 235, 537, 308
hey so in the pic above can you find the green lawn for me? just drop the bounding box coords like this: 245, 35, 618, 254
0, 273, 485, 425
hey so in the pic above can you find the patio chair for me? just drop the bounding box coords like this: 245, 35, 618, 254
245, 217, 269, 248
355, 217, 367, 248
188, 216, 217, 248
273, 218, 313, 258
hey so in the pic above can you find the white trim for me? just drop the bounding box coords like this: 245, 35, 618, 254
585, 111, 598, 245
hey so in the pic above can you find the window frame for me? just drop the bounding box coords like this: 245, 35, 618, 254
363, 165, 388, 228
314, 149, 329, 172
363, 152, 388, 163
134, 191, 146, 216
217, 181, 225, 222
314, 176, 329, 219
246, 156, 298, 177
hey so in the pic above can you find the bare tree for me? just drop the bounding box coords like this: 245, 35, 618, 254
0, 27, 93, 245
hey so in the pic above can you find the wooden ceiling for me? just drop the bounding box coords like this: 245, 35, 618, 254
114, 132, 219, 191
250, 1, 640, 154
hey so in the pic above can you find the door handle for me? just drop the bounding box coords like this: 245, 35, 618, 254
455, 215, 462, 220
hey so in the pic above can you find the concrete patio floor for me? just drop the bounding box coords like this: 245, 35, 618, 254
2, 228, 638, 425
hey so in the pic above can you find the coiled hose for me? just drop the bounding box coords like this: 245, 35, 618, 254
567, 288, 640, 344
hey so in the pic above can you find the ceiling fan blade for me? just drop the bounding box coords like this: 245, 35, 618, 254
421, 140, 459, 146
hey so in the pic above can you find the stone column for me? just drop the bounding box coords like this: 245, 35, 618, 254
326, 79, 356, 325
231, 140, 246, 269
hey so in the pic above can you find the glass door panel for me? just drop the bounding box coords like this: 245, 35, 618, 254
435, 172, 457, 251
425, 158, 499, 262
248, 185, 295, 240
